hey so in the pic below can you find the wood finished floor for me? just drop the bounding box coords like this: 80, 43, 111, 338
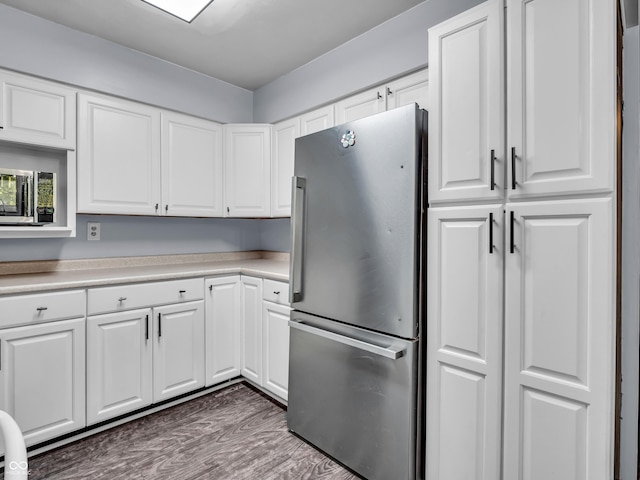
8, 383, 361, 480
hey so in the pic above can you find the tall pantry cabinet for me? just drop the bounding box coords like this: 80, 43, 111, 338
426, 1, 617, 480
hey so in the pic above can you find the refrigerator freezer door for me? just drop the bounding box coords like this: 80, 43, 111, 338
291, 104, 425, 339
287, 312, 418, 480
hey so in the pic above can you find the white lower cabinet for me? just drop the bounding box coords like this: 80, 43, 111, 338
503, 198, 614, 480
153, 301, 205, 402
426, 205, 504, 480
240, 276, 263, 384
0, 273, 291, 449
0, 317, 86, 449
205, 276, 242, 386
240, 276, 290, 400
262, 301, 290, 401
86, 309, 153, 425
426, 198, 615, 480
86, 279, 205, 424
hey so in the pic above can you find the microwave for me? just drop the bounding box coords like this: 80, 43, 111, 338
0, 168, 56, 225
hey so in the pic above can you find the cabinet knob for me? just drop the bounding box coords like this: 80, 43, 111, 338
165, 205, 168, 212
36, 306, 48, 312
209, 285, 213, 292
386, 87, 392, 96
377, 91, 383, 100
274, 291, 280, 295
227, 206, 230, 214
155, 203, 159, 212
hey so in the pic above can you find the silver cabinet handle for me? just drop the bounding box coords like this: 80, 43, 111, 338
288, 320, 406, 360
290, 177, 306, 303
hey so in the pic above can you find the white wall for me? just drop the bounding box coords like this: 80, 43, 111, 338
0, 3, 253, 124
0, 215, 263, 262
253, 0, 483, 123
0, 0, 482, 261
621, 24, 640, 480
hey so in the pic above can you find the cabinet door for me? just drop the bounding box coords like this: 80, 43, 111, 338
262, 301, 290, 401
0, 318, 85, 449
205, 276, 241, 386
271, 118, 299, 217
428, 0, 504, 204
300, 105, 334, 136
503, 198, 614, 480
161, 112, 223, 217
77, 93, 161, 215
506, 0, 615, 199
335, 86, 386, 124
223, 125, 271, 217
153, 301, 205, 402
240, 276, 263, 384
86, 309, 153, 425
0, 71, 76, 149
426, 205, 504, 480
386, 69, 429, 111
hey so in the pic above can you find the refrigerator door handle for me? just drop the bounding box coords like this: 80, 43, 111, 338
290, 177, 306, 303
288, 320, 406, 360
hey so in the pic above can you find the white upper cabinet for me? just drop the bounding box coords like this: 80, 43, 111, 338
223, 124, 272, 217
428, 0, 505, 205
271, 117, 299, 217
386, 69, 429, 111
0, 70, 76, 150
506, 0, 615, 199
161, 112, 223, 217
335, 86, 386, 124
78, 93, 228, 218
300, 105, 335, 136
335, 70, 428, 125
77, 93, 161, 215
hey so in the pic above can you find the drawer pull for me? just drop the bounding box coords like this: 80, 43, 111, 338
179, 290, 186, 295
274, 291, 280, 295
118, 297, 127, 303
36, 307, 48, 312
158, 313, 162, 337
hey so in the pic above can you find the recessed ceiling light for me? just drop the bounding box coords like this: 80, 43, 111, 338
142, 0, 214, 23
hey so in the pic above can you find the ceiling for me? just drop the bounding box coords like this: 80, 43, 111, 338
0, 0, 424, 91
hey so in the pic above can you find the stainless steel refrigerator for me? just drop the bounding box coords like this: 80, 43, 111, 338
287, 103, 427, 480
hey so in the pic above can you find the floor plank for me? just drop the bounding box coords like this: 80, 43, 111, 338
7, 383, 360, 480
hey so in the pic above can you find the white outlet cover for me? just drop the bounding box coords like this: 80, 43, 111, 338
87, 222, 101, 241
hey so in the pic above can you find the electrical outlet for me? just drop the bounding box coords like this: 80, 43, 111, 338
87, 222, 101, 241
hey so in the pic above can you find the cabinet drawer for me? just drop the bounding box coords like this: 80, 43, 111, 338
88, 278, 204, 315
0, 290, 86, 329
263, 279, 289, 306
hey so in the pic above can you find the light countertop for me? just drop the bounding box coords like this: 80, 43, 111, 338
0, 251, 289, 295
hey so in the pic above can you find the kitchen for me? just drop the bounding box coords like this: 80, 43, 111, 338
0, 0, 635, 479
